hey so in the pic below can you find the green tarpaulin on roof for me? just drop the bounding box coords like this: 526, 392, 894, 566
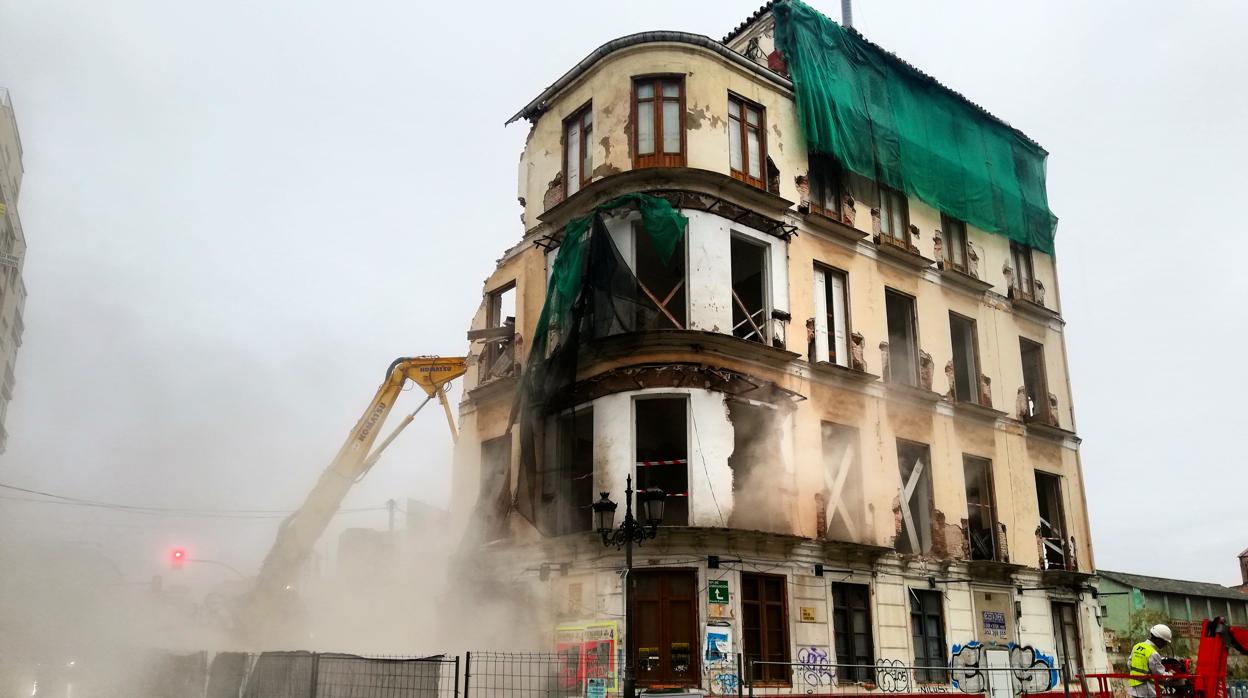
773, 0, 1058, 253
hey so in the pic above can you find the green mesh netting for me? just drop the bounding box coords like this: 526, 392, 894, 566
773, 0, 1058, 253
529, 192, 688, 360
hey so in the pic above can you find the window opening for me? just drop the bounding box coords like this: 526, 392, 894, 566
885, 289, 919, 386
564, 104, 593, 197
742, 573, 791, 684
634, 77, 685, 168
813, 266, 849, 367
878, 186, 910, 246
632, 570, 699, 687
542, 407, 594, 535
808, 154, 842, 218
910, 589, 948, 684
633, 221, 686, 330
727, 401, 784, 532
635, 397, 689, 526
942, 215, 969, 272
730, 236, 769, 344
963, 456, 998, 561
729, 95, 766, 188
481, 282, 517, 380
1051, 602, 1084, 680
821, 422, 862, 543
949, 313, 980, 404
1010, 242, 1035, 300
1020, 338, 1049, 423
1035, 471, 1067, 570
896, 440, 933, 554
832, 583, 874, 683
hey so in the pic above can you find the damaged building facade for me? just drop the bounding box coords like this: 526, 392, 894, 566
452, 1, 1106, 692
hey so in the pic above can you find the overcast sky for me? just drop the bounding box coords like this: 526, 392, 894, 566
0, 0, 1243, 594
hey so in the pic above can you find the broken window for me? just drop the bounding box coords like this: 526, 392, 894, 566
832, 583, 874, 683
885, 288, 919, 386
729, 95, 766, 189
963, 455, 998, 561
813, 266, 849, 367
1035, 471, 1067, 570
632, 570, 699, 688
949, 312, 980, 404
878, 185, 910, 246
821, 422, 862, 543
564, 103, 593, 197
1020, 338, 1049, 422
1051, 602, 1085, 678
1010, 242, 1036, 300
942, 214, 969, 273
730, 236, 769, 344
808, 154, 842, 218
896, 440, 933, 555
635, 397, 689, 526
634, 77, 685, 169
910, 589, 948, 684
727, 401, 785, 532
478, 282, 517, 381
742, 573, 791, 684
477, 436, 512, 542
633, 221, 686, 330
541, 407, 594, 535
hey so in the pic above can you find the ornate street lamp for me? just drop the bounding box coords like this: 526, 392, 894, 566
592, 475, 666, 698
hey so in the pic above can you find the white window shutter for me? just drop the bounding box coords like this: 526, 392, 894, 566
813, 269, 830, 363
830, 271, 848, 367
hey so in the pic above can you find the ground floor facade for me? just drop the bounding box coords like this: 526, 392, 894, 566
466, 530, 1109, 696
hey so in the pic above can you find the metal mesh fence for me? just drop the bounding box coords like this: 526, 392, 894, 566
464, 651, 624, 698
227, 652, 459, 698
743, 660, 1083, 698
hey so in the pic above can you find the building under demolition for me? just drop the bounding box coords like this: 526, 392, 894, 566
451, 1, 1106, 692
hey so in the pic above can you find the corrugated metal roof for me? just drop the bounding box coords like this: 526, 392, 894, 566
1099, 570, 1248, 603
722, 1, 1043, 150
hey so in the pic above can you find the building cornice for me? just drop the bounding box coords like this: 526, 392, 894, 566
506, 31, 793, 125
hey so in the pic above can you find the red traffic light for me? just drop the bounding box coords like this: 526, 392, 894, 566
170, 548, 187, 569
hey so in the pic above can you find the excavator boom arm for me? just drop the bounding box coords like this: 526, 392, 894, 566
239, 355, 466, 642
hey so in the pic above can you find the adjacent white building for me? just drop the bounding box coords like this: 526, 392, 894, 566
0, 89, 29, 452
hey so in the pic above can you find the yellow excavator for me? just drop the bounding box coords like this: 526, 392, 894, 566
237, 355, 467, 645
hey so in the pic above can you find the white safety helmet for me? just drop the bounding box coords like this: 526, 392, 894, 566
1151, 624, 1173, 643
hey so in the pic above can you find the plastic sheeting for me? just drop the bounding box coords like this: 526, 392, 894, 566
774, 0, 1058, 253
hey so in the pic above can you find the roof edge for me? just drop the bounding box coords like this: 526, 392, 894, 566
505, 31, 793, 125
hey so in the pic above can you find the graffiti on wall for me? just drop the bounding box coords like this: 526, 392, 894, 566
875, 659, 911, 693
949, 641, 1057, 696
797, 646, 838, 692
705, 658, 739, 695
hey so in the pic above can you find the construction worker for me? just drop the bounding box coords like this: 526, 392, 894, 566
1128, 624, 1174, 698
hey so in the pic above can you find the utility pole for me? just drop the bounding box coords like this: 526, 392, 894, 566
386, 498, 396, 532
842, 0, 854, 28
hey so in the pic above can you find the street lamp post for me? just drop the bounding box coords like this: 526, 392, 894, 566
592, 474, 666, 698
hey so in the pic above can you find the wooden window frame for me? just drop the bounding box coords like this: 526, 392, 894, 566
729, 233, 772, 345
632, 76, 686, 169
909, 589, 949, 684
1010, 242, 1036, 301
941, 214, 970, 273
563, 102, 593, 197
948, 311, 981, 404
895, 439, 934, 555
962, 455, 998, 561
884, 287, 920, 386
741, 572, 791, 685
831, 582, 875, 683
813, 264, 851, 367
728, 93, 767, 189
878, 185, 911, 248
1051, 601, 1085, 679
1019, 337, 1050, 423
808, 154, 842, 218
1035, 470, 1068, 570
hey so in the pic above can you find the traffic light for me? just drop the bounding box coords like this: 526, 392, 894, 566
170, 547, 187, 570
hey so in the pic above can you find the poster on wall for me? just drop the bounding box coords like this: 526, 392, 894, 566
555, 621, 620, 693
704, 625, 733, 662
982, 611, 1007, 639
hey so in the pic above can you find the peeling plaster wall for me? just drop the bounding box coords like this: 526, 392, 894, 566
516, 43, 803, 231
589, 387, 737, 527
